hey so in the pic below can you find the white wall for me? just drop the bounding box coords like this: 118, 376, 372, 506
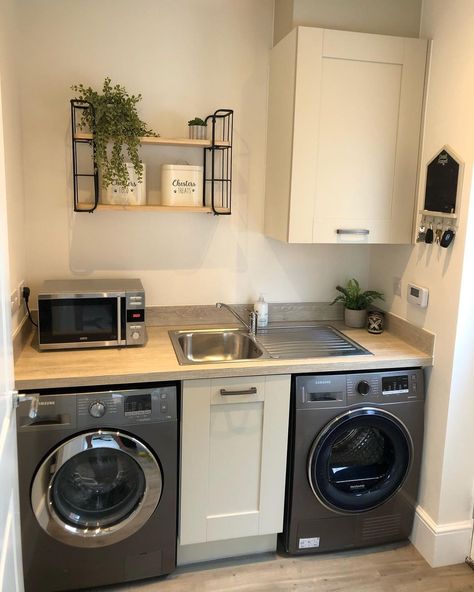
0, 0, 26, 333
274, 0, 421, 43
369, 0, 474, 564
17, 0, 370, 308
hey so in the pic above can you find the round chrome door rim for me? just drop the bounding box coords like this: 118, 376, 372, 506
307, 406, 413, 515
31, 430, 163, 548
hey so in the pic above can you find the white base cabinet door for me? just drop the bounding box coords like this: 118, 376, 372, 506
264, 26, 428, 244
180, 375, 290, 545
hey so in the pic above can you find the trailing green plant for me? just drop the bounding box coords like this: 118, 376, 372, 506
71, 77, 157, 189
188, 117, 207, 126
331, 278, 384, 310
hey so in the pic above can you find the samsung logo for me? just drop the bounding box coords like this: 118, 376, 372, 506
39, 401, 55, 406
313, 380, 331, 385
79, 336, 88, 341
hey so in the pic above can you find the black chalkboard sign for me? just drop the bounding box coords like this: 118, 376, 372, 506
424, 148, 460, 213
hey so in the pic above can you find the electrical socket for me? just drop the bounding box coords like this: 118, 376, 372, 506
393, 277, 402, 297
11, 281, 26, 317
10, 289, 20, 315
18, 281, 25, 310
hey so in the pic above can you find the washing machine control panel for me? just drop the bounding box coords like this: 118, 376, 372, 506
76, 386, 177, 428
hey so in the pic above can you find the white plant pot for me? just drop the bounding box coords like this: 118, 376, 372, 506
189, 125, 207, 140
344, 308, 367, 328
102, 163, 146, 205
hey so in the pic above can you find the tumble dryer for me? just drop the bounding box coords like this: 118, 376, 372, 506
17, 382, 179, 591
279, 369, 424, 555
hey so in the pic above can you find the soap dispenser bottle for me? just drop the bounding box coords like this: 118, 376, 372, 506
254, 294, 268, 328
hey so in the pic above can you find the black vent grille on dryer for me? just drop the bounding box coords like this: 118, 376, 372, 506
361, 514, 401, 541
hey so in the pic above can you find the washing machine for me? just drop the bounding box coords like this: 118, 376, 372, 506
279, 369, 424, 555
17, 382, 179, 592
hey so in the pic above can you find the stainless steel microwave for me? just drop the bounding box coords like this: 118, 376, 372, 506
38, 279, 146, 350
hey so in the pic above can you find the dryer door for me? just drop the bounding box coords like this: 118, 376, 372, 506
31, 430, 163, 547
308, 407, 412, 513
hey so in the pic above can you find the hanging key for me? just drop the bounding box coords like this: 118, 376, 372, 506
440, 228, 455, 248
416, 224, 426, 242
435, 225, 443, 245
425, 224, 434, 244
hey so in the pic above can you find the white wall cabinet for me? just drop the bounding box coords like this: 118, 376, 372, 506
264, 27, 428, 244
180, 375, 290, 545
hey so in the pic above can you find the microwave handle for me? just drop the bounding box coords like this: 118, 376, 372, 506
117, 297, 122, 343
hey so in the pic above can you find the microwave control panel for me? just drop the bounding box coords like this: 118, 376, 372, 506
125, 291, 146, 345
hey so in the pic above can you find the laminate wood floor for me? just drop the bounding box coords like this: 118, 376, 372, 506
91, 543, 474, 592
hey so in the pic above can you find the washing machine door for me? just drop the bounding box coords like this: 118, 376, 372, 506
31, 430, 163, 547
308, 407, 412, 513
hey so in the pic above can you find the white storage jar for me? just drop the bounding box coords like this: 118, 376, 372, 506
161, 164, 203, 206
102, 163, 146, 205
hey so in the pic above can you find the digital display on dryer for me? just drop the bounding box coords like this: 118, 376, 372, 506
382, 375, 409, 395
124, 394, 152, 416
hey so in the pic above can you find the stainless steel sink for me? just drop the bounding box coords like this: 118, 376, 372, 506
169, 325, 371, 365
169, 328, 270, 365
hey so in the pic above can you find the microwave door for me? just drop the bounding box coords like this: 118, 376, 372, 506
38, 297, 121, 349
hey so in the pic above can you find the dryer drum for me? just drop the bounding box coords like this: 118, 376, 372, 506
330, 427, 385, 465
308, 408, 412, 513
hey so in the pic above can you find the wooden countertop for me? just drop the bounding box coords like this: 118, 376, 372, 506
14, 322, 433, 391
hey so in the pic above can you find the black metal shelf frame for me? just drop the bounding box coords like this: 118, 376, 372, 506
71, 100, 99, 213
204, 109, 233, 215
70, 102, 233, 215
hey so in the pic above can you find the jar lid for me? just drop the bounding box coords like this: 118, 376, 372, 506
161, 164, 203, 171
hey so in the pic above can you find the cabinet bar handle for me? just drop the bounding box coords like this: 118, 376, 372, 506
336, 229, 370, 235
220, 387, 257, 396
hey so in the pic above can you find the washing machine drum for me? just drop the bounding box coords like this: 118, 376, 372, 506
308, 407, 412, 513
31, 431, 163, 547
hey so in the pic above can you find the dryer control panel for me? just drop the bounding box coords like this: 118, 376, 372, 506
295, 369, 423, 409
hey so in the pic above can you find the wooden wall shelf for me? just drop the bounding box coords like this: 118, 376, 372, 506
74, 132, 230, 148
76, 204, 230, 214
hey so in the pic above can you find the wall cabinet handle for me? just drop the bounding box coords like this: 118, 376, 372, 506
219, 387, 257, 396
336, 229, 370, 235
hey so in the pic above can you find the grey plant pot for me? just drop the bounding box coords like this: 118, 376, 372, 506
344, 308, 367, 328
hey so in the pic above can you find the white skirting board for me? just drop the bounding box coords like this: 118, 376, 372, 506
410, 505, 473, 567
177, 534, 277, 566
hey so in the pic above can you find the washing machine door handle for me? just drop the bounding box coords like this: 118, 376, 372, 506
31, 430, 163, 548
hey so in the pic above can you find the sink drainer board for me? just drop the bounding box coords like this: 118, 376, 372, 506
256, 325, 372, 359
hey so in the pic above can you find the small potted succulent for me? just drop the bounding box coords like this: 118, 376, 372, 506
331, 278, 384, 328
188, 116, 207, 140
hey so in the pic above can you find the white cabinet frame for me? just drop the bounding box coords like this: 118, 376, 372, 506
264, 26, 428, 245
180, 375, 290, 545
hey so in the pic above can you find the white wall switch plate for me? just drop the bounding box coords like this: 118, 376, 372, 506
393, 276, 402, 297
